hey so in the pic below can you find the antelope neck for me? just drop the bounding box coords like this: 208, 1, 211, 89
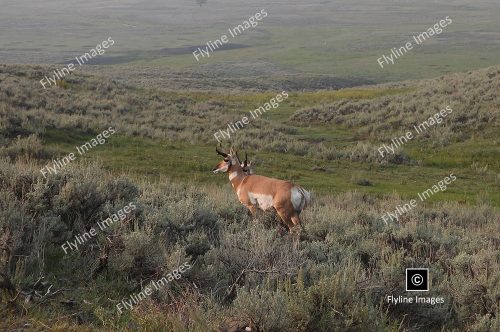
228, 169, 245, 190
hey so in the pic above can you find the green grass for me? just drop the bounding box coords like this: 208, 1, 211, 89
42, 128, 499, 206
37, 79, 498, 207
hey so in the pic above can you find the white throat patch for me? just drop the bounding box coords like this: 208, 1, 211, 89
229, 172, 238, 181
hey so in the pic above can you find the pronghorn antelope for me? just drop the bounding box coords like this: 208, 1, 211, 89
238, 152, 254, 175
212, 146, 311, 233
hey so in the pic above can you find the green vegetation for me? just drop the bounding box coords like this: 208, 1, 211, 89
0, 159, 498, 331
1, 64, 497, 204
3, 1, 500, 88
2, 1, 500, 330
0, 64, 499, 331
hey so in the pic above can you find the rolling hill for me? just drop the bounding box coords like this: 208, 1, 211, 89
0, 63, 499, 330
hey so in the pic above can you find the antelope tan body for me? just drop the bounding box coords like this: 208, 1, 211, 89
213, 146, 311, 232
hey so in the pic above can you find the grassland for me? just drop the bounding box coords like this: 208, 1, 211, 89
1, 63, 498, 207
42, 125, 499, 205
2, 0, 500, 88
1, 0, 500, 330
0, 63, 499, 331
29, 73, 497, 205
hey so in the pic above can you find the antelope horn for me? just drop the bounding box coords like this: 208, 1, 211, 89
216, 145, 229, 157
244, 152, 248, 167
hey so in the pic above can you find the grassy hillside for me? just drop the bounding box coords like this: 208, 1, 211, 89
0, 64, 498, 204
0, 64, 499, 331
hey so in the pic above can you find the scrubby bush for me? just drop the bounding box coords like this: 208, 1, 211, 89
0, 159, 498, 331
1, 64, 499, 331
1, 65, 498, 166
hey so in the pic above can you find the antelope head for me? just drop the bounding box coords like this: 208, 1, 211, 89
212, 145, 241, 174
240, 152, 254, 175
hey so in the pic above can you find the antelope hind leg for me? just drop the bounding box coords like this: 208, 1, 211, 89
275, 209, 295, 233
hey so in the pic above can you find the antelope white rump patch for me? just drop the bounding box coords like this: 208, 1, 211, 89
248, 192, 274, 210
291, 186, 308, 211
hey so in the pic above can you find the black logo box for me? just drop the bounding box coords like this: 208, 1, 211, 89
406, 268, 429, 291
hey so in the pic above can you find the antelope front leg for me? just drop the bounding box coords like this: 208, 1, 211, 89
247, 205, 261, 227
247, 205, 258, 218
